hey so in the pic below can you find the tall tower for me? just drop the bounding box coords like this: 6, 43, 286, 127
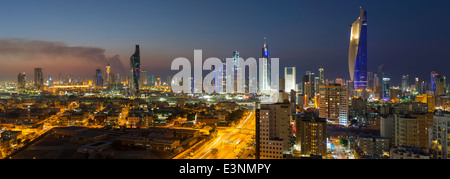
106, 49, 111, 86
260, 37, 271, 93
34, 68, 44, 90
130, 45, 141, 96
95, 68, 103, 87
349, 7, 368, 90
319, 68, 325, 85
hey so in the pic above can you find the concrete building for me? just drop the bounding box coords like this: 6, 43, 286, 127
430, 110, 450, 159
296, 113, 327, 157
255, 102, 292, 159
318, 83, 349, 126
394, 114, 433, 148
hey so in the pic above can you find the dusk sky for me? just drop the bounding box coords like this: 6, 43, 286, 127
0, 0, 449, 86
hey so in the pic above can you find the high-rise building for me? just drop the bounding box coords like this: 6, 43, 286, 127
348, 8, 368, 90
382, 78, 391, 101
140, 70, 148, 86
130, 45, 141, 96
318, 68, 325, 86
318, 83, 349, 126
367, 71, 373, 91
95, 68, 103, 87
18, 72, 26, 88
296, 112, 327, 157
260, 38, 271, 93
436, 75, 446, 96
255, 102, 292, 159
402, 75, 409, 93
393, 114, 433, 148
285, 67, 296, 92
34, 68, 44, 90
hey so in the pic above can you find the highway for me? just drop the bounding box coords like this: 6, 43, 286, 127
191, 111, 255, 159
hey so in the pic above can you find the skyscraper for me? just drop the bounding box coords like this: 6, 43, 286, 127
130, 45, 141, 96
349, 7, 368, 90
382, 78, 391, 101
34, 68, 44, 90
402, 75, 410, 92
18, 72, 26, 88
318, 68, 325, 86
95, 68, 103, 87
285, 67, 296, 92
260, 37, 271, 93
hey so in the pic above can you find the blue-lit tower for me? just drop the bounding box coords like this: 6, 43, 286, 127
349, 8, 368, 90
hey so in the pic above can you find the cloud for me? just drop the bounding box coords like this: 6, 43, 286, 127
0, 38, 127, 79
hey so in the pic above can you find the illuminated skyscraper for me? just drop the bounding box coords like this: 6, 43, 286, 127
130, 45, 141, 96
285, 67, 296, 92
319, 68, 325, 86
349, 8, 368, 90
402, 75, 409, 92
260, 37, 271, 93
233, 51, 239, 92
382, 78, 391, 101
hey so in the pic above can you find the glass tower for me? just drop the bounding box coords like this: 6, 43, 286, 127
130, 45, 141, 96
349, 8, 368, 90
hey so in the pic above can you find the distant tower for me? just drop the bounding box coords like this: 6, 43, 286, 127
130, 45, 141, 96
319, 68, 325, 85
34, 68, 44, 90
106, 49, 111, 86
18, 72, 26, 88
96, 68, 103, 87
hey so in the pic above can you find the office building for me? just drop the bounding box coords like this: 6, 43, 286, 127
34, 68, 44, 90
260, 38, 271, 93
382, 78, 391, 101
348, 8, 368, 90
18, 72, 26, 88
402, 75, 409, 93
95, 68, 103, 87
285, 67, 296, 92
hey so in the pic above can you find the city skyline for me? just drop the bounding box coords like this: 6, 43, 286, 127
0, 1, 448, 86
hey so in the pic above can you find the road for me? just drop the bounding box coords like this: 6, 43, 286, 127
191, 111, 255, 159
